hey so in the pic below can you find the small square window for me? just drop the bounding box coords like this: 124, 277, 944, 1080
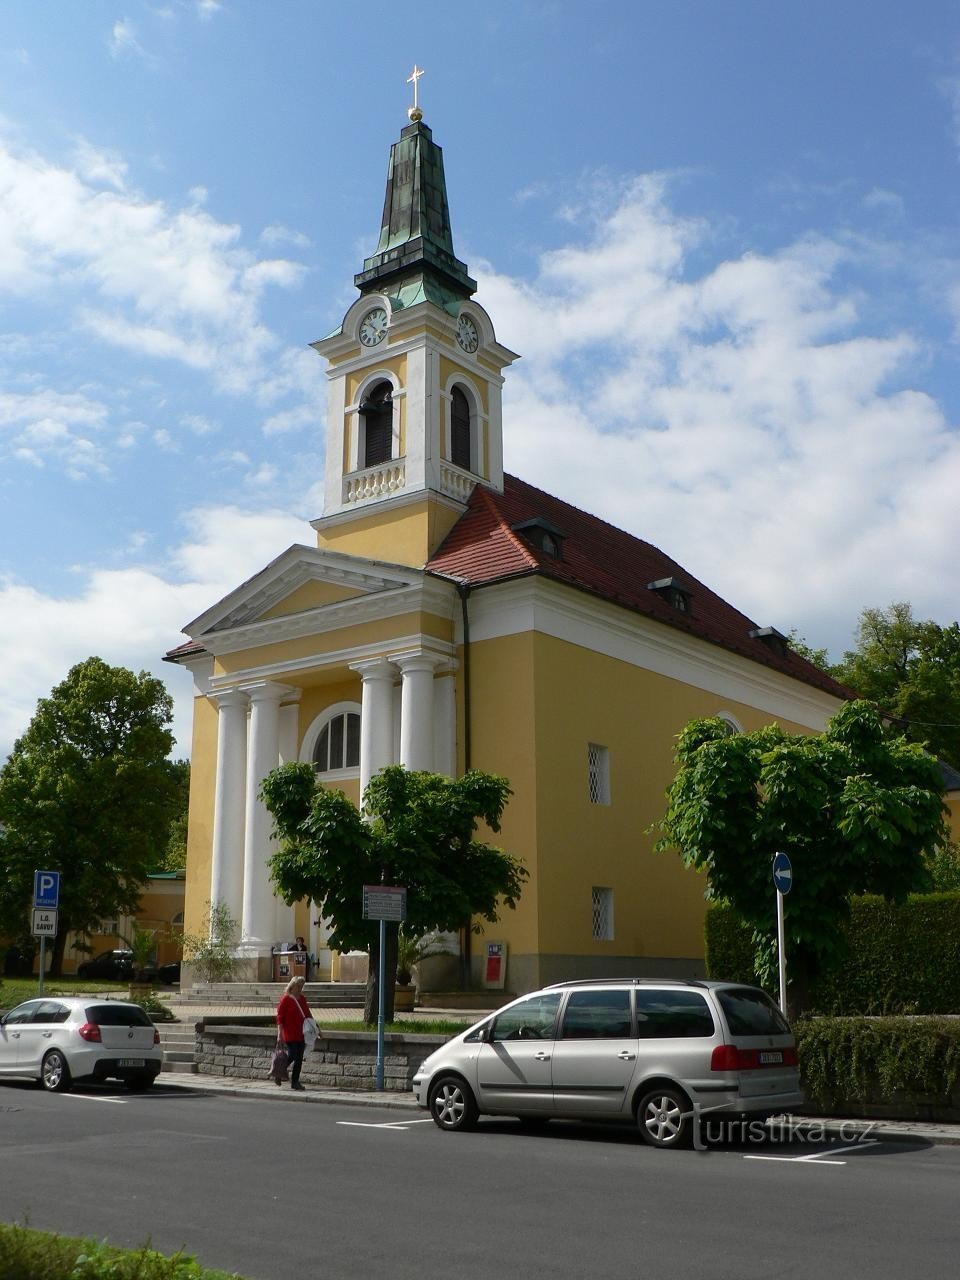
592, 887, 614, 941
587, 743, 610, 805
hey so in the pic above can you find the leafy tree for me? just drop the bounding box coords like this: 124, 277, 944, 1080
657, 700, 947, 1015
832, 604, 960, 769
0, 657, 181, 976
925, 841, 960, 892
160, 760, 190, 872
261, 763, 527, 1023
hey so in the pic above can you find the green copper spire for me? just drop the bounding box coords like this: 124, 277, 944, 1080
355, 118, 477, 311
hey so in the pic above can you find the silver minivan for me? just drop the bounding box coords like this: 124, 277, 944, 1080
412, 979, 802, 1148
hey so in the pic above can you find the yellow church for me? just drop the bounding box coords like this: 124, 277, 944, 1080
167, 102, 847, 993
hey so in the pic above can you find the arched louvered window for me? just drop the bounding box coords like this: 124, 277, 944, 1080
360, 381, 393, 468
450, 385, 471, 471
314, 712, 361, 774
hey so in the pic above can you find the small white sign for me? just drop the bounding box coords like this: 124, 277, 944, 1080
32, 908, 58, 937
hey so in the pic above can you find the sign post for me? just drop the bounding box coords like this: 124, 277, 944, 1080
771, 852, 793, 1017
362, 885, 407, 1090
32, 870, 61, 996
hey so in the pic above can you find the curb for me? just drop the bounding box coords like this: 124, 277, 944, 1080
158, 1076, 960, 1143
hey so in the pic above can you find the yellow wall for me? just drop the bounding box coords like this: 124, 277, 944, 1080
183, 694, 218, 939
316, 495, 464, 566
262, 581, 363, 618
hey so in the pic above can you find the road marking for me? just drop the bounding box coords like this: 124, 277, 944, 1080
337, 1118, 433, 1131
744, 1138, 878, 1166
60, 1094, 127, 1105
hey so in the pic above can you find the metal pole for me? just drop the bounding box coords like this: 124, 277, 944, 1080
375, 917, 386, 1090
38, 936, 46, 996
776, 889, 787, 1016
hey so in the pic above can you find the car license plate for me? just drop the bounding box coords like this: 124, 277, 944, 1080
118, 1058, 145, 1067
759, 1051, 783, 1065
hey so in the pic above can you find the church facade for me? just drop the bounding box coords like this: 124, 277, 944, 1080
167, 108, 847, 993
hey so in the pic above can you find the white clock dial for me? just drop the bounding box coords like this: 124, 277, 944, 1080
359, 307, 388, 346
456, 314, 479, 353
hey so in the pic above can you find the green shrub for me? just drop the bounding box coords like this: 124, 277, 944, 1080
0, 1225, 245, 1279
797, 1016, 960, 1116
705, 892, 960, 1014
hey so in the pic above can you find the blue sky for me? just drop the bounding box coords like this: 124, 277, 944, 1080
2, 1, 960, 760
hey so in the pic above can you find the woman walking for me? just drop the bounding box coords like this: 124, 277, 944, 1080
276, 974, 313, 1091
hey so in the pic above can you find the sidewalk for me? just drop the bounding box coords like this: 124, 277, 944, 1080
157, 1068, 960, 1144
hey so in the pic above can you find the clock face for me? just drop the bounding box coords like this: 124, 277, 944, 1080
359, 307, 388, 347
456, 314, 479, 353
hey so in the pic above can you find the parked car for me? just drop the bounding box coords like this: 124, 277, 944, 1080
0, 997, 163, 1092
413, 978, 802, 1148
76, 949, 135, 980
157, 961, 181, 985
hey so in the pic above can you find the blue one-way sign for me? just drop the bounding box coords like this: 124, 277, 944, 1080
33, 870, 61, 909
772, 852, 793, 895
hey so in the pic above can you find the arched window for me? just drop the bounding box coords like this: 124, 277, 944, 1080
359, 381, 393, 468
314, 711, 361, 774
450, 385, 471, 471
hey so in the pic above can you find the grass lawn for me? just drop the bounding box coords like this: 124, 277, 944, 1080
0, 1224, 246, 1279
0, 976, 132, 1008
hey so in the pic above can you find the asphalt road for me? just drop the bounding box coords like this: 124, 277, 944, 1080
0, 1080, 957, 1280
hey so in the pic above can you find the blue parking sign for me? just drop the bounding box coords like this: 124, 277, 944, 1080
33, 870, 61, 909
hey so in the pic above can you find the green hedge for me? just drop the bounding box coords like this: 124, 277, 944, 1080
797, 1016, 960, 1119
706, 892, 960, 1015
0, 1226, 245, 1280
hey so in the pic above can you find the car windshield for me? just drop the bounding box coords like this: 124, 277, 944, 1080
85, 1004, 152, 1027
718, 987, 791, 1036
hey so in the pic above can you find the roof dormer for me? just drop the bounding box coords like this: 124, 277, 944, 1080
647, 577, 693, 613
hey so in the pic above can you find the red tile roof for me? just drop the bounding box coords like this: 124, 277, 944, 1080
426, 474, 848, 699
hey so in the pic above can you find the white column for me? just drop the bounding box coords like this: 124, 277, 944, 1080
393, 651, 441, 772
434, 672, 457, 777
238, 682, 294, 955
208, 689, 248, 933
350, 658, 397, 801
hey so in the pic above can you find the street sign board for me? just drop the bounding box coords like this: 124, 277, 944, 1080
772, 851, 793, 895
33, 870, 61, 909
362, 885, 407, 922
32, 908, 58, 937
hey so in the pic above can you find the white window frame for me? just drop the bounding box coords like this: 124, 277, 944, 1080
348, 371, 403, 473
441, 374, 486, 476
587, 742, 611, 805
300, 701, 362, 781
591, 887, 614, 942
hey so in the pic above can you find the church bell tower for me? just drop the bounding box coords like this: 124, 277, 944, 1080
311, 79, 518, 568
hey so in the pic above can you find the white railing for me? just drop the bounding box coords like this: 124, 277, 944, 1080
343, 459, 406, 504
439, 462, 475, 504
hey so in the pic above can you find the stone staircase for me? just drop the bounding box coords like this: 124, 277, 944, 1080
174, 981, 366, 1009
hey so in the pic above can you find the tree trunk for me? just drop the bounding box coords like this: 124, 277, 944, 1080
362, 926, 398, 1025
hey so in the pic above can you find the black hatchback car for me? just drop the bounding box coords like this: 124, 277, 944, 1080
76, 949, 135, 980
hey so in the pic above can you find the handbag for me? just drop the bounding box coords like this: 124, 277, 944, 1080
270, 1033, 289, 1082
302, 1016, 319, 1048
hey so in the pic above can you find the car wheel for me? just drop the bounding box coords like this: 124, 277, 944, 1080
428, 1075, 479, 1132
636, 1087, 691, 1149
41, 1049, 72, 1093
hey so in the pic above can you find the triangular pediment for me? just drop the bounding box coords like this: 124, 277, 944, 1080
184, 544, 425, 638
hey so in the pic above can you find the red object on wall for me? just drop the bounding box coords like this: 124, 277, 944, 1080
485, 953, 502, 984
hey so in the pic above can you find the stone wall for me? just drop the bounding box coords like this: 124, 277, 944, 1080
195, 1019, 445, 1093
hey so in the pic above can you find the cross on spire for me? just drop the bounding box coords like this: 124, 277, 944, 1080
406, 64, 425, 121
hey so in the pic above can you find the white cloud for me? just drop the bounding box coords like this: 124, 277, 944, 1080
0, 387, 109, 476
0, 134, 317, 406
71, 137, 128, 191
260, 224, 311, 249
108, 19, 145, 60
0, 505, 310, 760
480, 175, 960, 657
